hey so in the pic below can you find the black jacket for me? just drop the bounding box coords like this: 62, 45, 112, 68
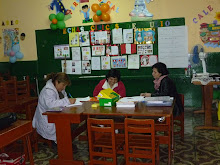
151, 76, 183, 117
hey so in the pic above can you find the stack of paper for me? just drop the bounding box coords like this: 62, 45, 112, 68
118, 96, 145, 102
144, 96, 173, 106
144, 96, 173, 102
116, 101, 135, 107
116, 96, 144, 107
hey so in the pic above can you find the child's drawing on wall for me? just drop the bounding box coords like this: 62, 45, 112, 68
3, 29, 18, 56
80, 5, 93, 23
48, 0, 71, 15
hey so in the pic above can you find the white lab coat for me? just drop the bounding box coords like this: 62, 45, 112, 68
32, 79, 71, 141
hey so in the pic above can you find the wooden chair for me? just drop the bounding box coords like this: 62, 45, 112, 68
173, 94, 184, 140
0, 77, 3, 85
16, 76, 30, 100
0, 81, 7, 108
4, 76, 17, 102
26, 101, 52, 152
124, 118, 160, 165
87, 118, 125, 165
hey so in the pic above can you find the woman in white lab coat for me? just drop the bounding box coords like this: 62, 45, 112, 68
32, 72, 76, 142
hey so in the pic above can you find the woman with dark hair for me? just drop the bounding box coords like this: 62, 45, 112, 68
93, 69, 126, 97
141, 62, 183, 117
32, 72, 76, 142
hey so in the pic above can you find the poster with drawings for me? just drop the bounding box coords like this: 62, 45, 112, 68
2, 28, 19, 56
137, 44, 153, 55
79, 31, 90, 46
106, 45, 119, 56
112, 28, 123, 44
91, 57, 101, 70
54, 44, 70, 59
61, 60, 82, 75
69, 32, 79, 47
123, 29, 133, 43
71, 47, 81, 60
128, 55, 139, 69
82, 47, 91, 60
92, 45, 105, 56
90, 31, 110, 45
134, 28, 155, 44
82, 60, 91, 74
140, 55, 158, 67
101, 56, 111, 70
111, 56, 127, 68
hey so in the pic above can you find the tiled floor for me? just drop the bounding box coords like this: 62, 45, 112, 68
25, 108, 220, 165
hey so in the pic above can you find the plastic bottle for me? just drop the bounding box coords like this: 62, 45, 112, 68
185, 68, 188, 77
187, 65, 191, 77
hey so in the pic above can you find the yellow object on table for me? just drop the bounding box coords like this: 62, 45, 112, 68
91, 103, 99, 108
98, 88, 120, 107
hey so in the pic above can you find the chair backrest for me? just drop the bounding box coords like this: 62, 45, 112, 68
26, 101, 38, 120
16, 76, 30, 100
124, 118, 156, 164
0, 81, 7, 108
4, 76, 17, 102
87, 118, 117, 165
0, 77, 3, 86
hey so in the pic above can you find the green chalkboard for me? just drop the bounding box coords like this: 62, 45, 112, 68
35, 17, 186, 79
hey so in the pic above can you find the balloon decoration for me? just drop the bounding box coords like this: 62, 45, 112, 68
7, 44, 24, 63
49, 12, 66, 30
91, 3, 110, 22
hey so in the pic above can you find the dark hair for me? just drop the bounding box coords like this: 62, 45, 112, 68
21, 33, 25, 37
152, 62, 169, 75
106, 69, 121, 82
45, 72, 71, 86
82, 5, 88, 9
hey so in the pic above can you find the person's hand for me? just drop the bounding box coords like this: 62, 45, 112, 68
140, 93, 151, 97
69, 98, 76, 104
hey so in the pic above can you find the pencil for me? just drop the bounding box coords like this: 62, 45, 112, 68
68, 93, 73, 98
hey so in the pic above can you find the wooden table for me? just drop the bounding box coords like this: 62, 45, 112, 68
44, 102, 173, 165
44, 106, 87, 165
192, 81, 220, 130
0, 120, 34, 165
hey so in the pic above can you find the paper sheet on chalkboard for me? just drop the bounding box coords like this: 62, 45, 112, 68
158, 26, 188, 68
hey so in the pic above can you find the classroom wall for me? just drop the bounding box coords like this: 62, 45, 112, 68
0, 0, 219, 62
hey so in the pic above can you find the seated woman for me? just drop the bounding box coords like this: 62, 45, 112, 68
141, 62, 183, 117
93, 69, 126, 98
32, 72, 76, 142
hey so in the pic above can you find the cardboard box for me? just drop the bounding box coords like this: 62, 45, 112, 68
98, 89, 120, 107
0, 153, 25, 165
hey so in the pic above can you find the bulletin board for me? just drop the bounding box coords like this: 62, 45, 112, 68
35, 17, 185, 79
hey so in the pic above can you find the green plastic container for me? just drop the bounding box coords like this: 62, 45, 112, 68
99, 97, 119, 107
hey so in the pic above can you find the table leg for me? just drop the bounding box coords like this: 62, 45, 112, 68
195, 85, 220, 130
194, 86, 205, 114
167, 116, 172, 165
171, 115, 174, 157
49, 120, 84, 164
26, 135, 34, 165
